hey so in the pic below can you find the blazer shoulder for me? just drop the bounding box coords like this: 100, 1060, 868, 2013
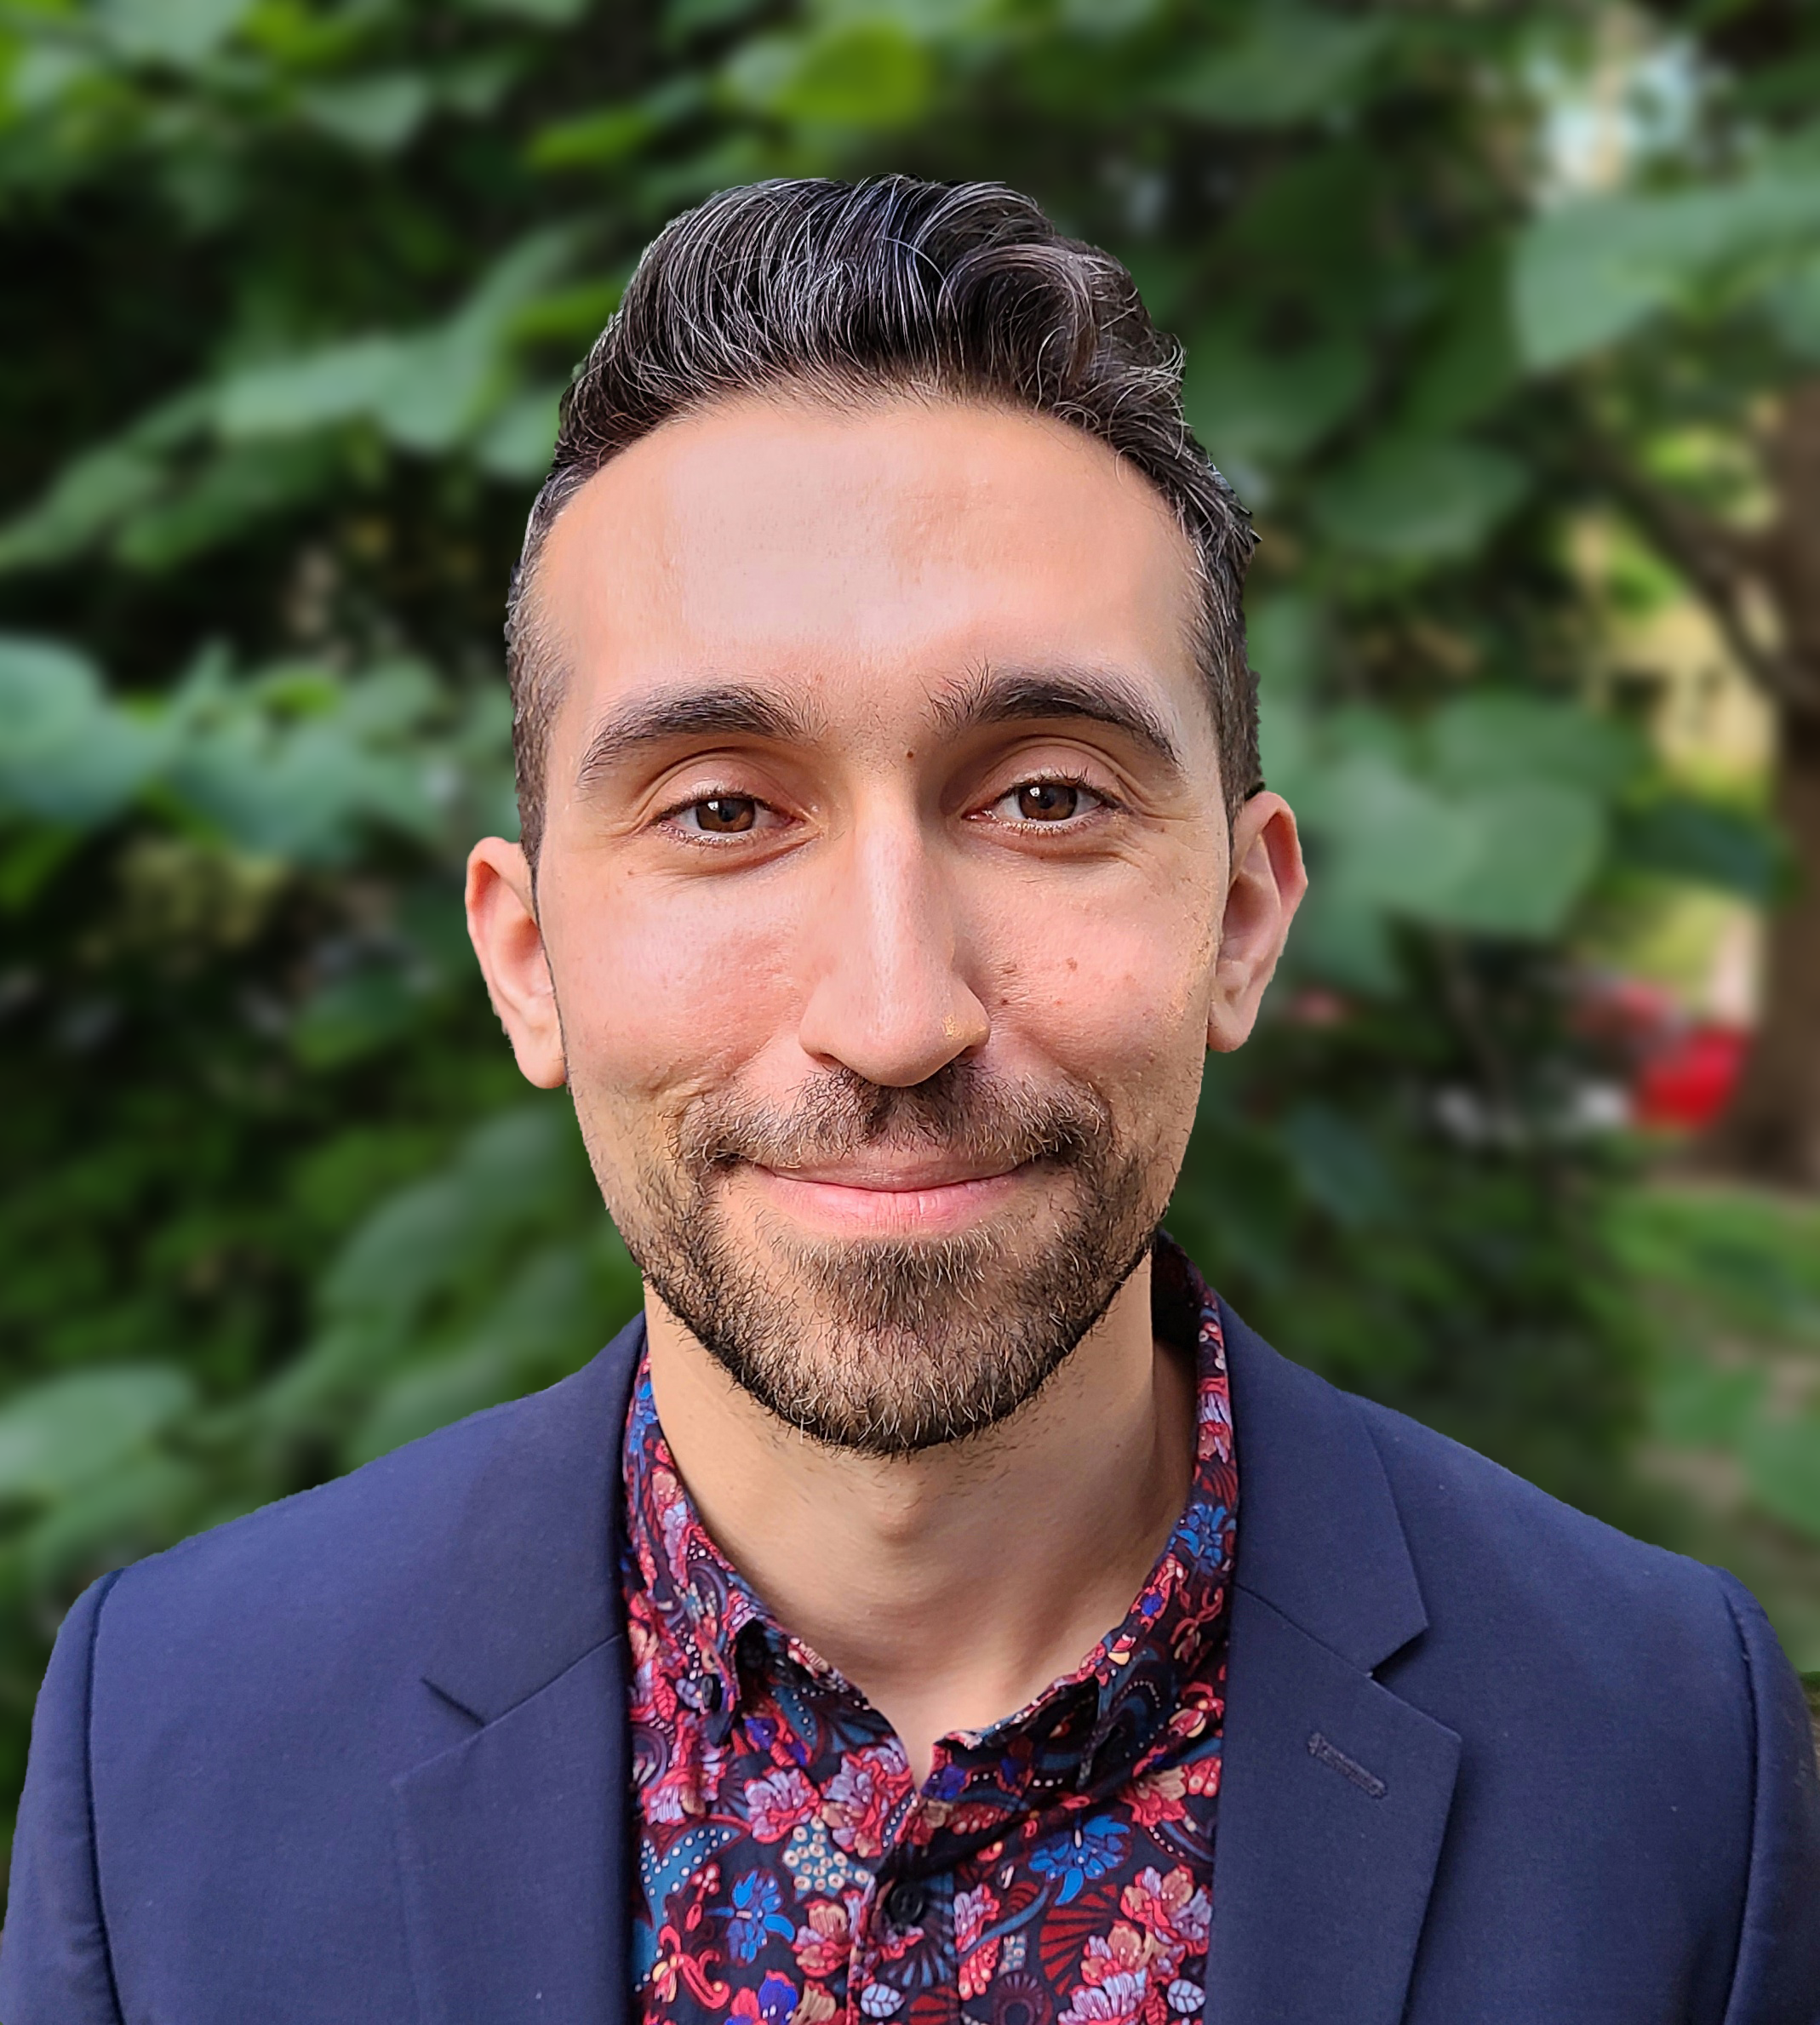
94, 1318, 645, 1667
1219, 1298, 1754, 1696
1352, 1384, 1732, 1626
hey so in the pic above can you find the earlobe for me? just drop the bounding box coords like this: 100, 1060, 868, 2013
1205, 793, 1308, 1055
465, 837, 569, 1088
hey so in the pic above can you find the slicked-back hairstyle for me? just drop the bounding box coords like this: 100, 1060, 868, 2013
506, 175, 1259, 863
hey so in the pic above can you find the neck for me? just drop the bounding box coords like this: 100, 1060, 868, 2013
642, 1256, 1195, 1784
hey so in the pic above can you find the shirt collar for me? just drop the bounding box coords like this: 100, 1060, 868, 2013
620, 1230, 1238, 1782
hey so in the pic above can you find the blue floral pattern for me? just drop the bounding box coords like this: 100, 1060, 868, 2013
624, 1234, 1237, 2025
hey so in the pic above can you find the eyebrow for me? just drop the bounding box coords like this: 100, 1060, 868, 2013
574, 683, 821, 789
570, 662, 1188, 792
930, 665, 1188, 775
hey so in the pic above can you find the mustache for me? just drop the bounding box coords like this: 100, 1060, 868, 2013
672, 1060, 1113, 1178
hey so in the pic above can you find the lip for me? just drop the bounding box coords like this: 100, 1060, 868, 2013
743, 1159, 1032, 1237
761, 1153, 1019, 1189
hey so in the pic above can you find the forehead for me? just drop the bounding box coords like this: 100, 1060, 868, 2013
534, 392, 1208, 745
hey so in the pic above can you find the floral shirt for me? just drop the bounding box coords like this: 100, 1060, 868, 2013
621, 1236, 1238, 2025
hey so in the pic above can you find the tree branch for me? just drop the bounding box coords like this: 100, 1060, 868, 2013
1584, 436, 1820, 718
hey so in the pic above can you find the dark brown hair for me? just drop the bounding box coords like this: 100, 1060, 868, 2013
507, 175, 1258, 861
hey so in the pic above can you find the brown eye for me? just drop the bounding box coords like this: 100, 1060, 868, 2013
692, 795, 758, 833
1016, 781, 1082, 822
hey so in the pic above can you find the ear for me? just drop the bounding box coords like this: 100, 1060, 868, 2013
465, 836, 567, 1088
1206, 792, 1308, 1055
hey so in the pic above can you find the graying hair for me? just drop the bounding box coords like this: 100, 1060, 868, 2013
506, 175, 1259, 861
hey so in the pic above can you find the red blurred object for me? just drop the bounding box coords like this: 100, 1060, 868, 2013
1572, 972, 1752, 1134
1632, 1023, 1749, 1132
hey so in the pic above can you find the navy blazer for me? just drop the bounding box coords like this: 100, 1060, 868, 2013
2, 1305, 1817, 2024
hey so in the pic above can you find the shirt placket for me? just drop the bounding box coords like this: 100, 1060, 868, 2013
842, 1788, 959, 2025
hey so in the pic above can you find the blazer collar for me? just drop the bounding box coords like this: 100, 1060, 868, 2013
1218, 1296, 1428, 1672
416, 1312, 647, 1725
397, 1313, 648, 2025
1208, 1301, 1461, 2025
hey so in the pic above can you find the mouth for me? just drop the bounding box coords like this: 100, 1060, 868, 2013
741, 1155, 1039, 1237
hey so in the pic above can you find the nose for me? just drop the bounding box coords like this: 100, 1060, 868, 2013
795, 806, 990, 1088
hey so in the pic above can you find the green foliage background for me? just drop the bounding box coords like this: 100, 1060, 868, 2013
3, 0, 1819, 1862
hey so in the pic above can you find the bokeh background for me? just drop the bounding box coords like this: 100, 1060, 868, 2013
4, 0, 1820, 1875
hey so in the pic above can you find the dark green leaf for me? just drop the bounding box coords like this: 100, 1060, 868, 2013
1160, 5, 1385, 128
0, 1368, 195, 1505
1617, 797, 1789, 901
1313, 438, 1528, 561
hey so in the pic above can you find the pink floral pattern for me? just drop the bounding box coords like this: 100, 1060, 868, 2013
625, 1236, 1237, 2025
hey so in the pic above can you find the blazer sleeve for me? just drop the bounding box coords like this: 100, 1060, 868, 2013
1714, 1568, 1820, 2025
0, 1571, 126, 2025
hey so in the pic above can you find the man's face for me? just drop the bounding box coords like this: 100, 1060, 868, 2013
468, 394, 1302, 1454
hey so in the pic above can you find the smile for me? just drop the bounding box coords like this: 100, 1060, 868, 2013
744, 1159, 1033, 1237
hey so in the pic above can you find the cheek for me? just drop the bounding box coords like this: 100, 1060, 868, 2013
541, 864, 806, 1107
976, 876, 1219, 1090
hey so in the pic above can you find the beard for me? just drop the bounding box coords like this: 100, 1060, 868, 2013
601, 1059, 1164, 1457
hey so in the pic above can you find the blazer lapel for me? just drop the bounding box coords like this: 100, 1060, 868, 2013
395, 1633, 632, 2025
392, 1314, 649, 2025
1206, 1306, 1462, 2025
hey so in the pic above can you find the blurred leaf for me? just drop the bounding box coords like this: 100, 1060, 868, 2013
319, 1102, 581, 1327
1281, 876, 1399, 993
1248, 592, 1325, 696
1514, 157, 1820, 370
474, 385, 562, 478
1649, 1353, 1764, 1449
0, 1368, 195, 1505
0, 636, 167, 823
1280, 1103, 1401, 1227
1160, 4, 1384, 127
166, 682, 444, 861
19, 1452, 207, 1590
291, 970, 424, 1068
1743, 1416, 1820, 1542
1185, 327, 1370, 473
1766, 250, 1820, 359
1313, 438, 1528, 560
725, 20, 934, 129
460, 0, 591, 20
98, 0, 250, 66
1427, 695, 1642, 798
1059, 0, 1159, 37
667, 0, 767, 36
217, 337, 409, 438
0, 391, 211, 570
529, 78, 703, 169
0, 447, 166, 574
530, 103, 659, 169
299, 74, 433, 154
510, 281, 625, 344
1284, 695, 1612, 941
112, 439, 338, 569
381, 329, 501, 454
346, 1240, 623, 1464
215, 231, 578, 456
1608, 1187, 1820, 1346
1400, 249, 1520, 437
1617, 796, 1789, 901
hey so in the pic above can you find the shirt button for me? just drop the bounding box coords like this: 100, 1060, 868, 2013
882, 1877, 927, 1929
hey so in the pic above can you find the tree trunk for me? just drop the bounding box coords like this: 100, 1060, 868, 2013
1709, 380, 1820, 1184
1711, 703, 1820, 1183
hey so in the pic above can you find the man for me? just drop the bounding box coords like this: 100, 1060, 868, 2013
2, 177, 1815, 2025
